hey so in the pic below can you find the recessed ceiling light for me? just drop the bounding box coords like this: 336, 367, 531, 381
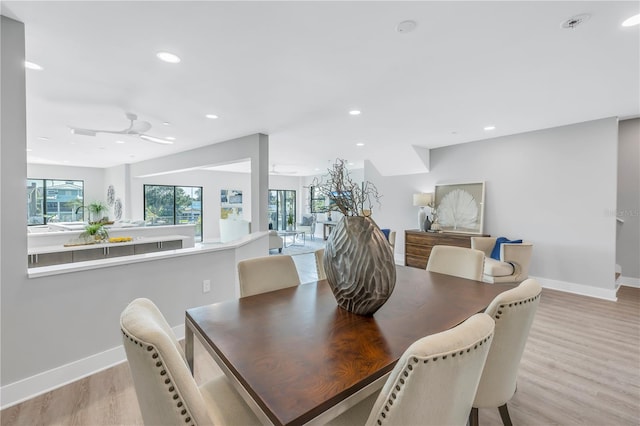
25, 61, 43, 70
396, 20, 418, 34
115, 140, 125, 144
162, 122, 171, 126
165, 136, 176, 141
349, 110, 361, 116
37, 136, 49, 141
622, 13, 640, 27
484, 125, 496, 131
205, 114, 219, 119
356, 142, 365, 146
561, 13, 590, 29
26, 148, 33, 152
156, 51, 181, 63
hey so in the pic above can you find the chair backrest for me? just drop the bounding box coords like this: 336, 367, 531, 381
388, 231, 396, 252
315, 248, 326, 280
426, 245, 485, 281
120, 298, 211, 426
237, 255, 301, 297
473, 279, 542, 408
366, 313, 495, 426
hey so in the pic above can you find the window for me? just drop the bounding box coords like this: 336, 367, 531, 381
268, 189, 296, 231
27, 179, 84, 224
310, 185, 327, 213
144, 185, 202, 241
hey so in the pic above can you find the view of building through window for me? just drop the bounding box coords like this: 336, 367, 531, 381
27, 179, 84, 225
144, 185, 202, 241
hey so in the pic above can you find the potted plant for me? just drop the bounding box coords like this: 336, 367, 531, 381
88, 201, 108, 224
287, 212, 294, 230
80, 222, 109, 243
312, 159, 395, 316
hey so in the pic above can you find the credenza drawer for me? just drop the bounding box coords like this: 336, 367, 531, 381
404, 230, 489, 269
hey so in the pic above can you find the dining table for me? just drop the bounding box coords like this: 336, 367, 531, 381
185, 265, 512, 426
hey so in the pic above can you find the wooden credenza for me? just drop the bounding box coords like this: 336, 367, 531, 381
405, 230, 490, 269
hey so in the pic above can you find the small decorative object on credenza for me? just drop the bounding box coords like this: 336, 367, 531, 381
313, 159, 396, 316
413, 192, 433, 232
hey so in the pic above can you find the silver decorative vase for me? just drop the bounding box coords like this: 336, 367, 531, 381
323, 216, 396, 316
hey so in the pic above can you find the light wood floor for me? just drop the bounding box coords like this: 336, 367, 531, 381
2, 256, 638, 425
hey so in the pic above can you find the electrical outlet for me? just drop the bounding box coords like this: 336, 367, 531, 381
202, 279, 211, 293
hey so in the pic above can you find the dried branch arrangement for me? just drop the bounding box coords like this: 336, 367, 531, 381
312, 159, 381, 216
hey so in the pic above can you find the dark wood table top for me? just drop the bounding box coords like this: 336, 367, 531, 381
186, 265, 512, 425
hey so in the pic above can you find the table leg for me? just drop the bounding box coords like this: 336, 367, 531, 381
185, 321, 194, 374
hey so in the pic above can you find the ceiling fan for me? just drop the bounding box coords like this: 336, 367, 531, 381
68, 112, 173, 144
270, 164, 298, 175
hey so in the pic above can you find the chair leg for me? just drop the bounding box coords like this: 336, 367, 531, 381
469, 407, 479, 426
498, 404, 513, 426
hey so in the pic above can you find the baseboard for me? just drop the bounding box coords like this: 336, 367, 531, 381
618, 276, 640, 288
0, 324, 185, 410
532, 276, 618, 301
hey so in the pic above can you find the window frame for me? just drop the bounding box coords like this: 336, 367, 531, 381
143, 184, 203, 241
27, 178, 84, 225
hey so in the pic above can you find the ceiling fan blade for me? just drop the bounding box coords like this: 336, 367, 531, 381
139, 134, 173, 144
69, 127, 97, 136
70, 126, 132, 135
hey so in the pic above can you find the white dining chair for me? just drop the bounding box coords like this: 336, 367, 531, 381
237, 255, 301, 297
426, 245, 485, 281
120, 298, 260, 426
326, 313, 496, 426
470, 278, 542, 426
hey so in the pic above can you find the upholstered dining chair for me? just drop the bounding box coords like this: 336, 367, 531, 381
326, 313, 495, 426
426, 245, 485, 281
237, 255, 301, 297
471, 237, 533, 283
470, 278, 542, 426
314, 248, 327, 280
120, 298, 260, 426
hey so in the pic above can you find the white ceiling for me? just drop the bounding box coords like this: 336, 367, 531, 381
3, 1, 639, 176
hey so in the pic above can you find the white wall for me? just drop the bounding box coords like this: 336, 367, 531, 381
1, 14, 29, 389
616, 118, 640, 282
365, 118, 620, 297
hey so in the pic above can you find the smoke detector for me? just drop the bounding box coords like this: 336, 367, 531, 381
562, 13, 591, 29
396, 20, 417, 34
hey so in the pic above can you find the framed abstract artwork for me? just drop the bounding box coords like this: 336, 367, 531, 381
434, 182, 485, 234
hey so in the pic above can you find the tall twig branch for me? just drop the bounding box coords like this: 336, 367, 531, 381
312, 159, 381, 216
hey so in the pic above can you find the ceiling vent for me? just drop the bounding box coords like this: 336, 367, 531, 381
562, 13, 591, 29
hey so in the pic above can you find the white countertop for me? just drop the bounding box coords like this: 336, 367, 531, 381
27, 232, 268, 278
28, 235, 191, 255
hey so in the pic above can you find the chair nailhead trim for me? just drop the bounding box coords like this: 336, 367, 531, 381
374, 332, 493, 425
121, 328, 193, 425
495, 294, 541, 321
